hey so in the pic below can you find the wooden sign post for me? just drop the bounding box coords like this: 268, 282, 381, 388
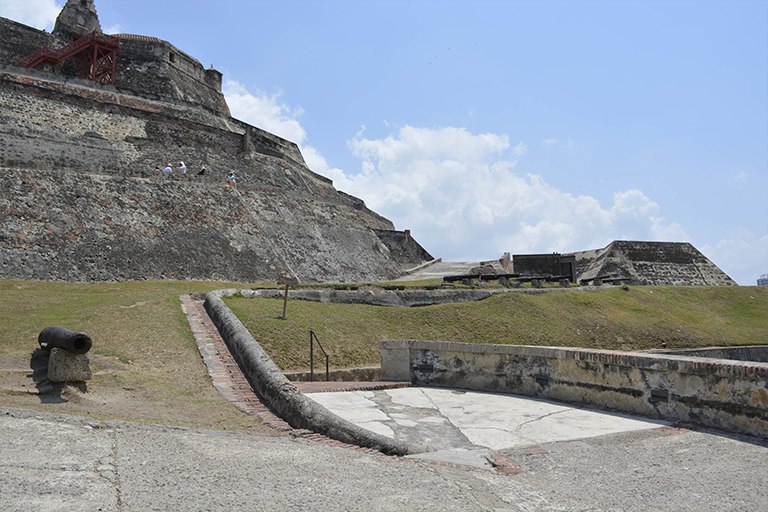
277, 274, 299, 320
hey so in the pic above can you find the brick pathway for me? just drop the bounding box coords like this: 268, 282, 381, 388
180, 294, 405, 453
180, 294, 292, 432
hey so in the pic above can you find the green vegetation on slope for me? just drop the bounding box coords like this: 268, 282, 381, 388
225, 286, 768, 371
0, 279, 267, 430
1, 280, 765, 426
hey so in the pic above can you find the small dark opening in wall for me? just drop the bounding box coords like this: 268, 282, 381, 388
649, 388, 669, 403
169, 53, 176, 63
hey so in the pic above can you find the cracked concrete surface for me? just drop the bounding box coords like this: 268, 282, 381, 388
2, 406, 766, 511
306, 387, 670, 468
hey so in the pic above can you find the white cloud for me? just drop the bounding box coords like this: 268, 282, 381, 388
338, 125, 687, 260
223, 80, 306, 145
542, 137, 575, 150
0, 0, 62, 31
222, 80, 696, 264
702, 230, 768, 285
512, 142, 527, 157
729, 170, 749, 188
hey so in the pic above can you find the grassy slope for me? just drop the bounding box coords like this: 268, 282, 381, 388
1, 280, 766, 426
226, 286, 768, 371
0, 279, 269, 431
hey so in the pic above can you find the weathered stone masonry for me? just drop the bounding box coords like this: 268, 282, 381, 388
381, 340, 768, 439
0, 2, 430, 282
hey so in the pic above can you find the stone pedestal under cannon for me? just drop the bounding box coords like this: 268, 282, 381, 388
38, 326, 93, 382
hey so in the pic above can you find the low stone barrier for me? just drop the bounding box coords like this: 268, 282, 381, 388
657, 345, 768, 363
236, 286, 578, 307
380, 340, 768, 439
204, 291, 408, 456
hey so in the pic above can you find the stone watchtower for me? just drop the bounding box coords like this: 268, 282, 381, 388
53, 0, 102, 42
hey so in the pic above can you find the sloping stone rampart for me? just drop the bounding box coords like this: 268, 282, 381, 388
113, 35, 230, 116
0, 64, 407, 282
0, 168, 399, 282
0, 3, 424, 284
572, 241, 735, 286
373, 229, 433, 267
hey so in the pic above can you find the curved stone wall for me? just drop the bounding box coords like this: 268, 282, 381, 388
204, 291, 409, 456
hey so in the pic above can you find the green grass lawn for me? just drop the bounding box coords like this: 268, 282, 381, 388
226, 285, 768, 371
2, 279, 766, 427
0, 279, 269, 430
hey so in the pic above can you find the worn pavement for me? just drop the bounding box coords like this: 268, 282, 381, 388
306, 387, 672, 468
1, 404, 766, 511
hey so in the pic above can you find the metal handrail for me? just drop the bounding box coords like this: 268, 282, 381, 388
309, 330, 330, 382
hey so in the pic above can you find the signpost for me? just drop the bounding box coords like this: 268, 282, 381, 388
277, 274, 299, 320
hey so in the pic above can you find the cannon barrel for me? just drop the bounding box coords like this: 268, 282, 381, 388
38, 326, 92, 355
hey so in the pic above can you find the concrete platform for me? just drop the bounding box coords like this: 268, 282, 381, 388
306, 387, 669, 469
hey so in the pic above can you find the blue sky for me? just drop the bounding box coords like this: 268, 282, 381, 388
2, 0, 766, 284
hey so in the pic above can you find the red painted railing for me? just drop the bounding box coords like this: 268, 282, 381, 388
18, 31, 119, 84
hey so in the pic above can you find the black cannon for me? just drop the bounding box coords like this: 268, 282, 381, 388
38, 326, 92, 355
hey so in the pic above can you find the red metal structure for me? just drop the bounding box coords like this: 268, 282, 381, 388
18, 31, 119, 85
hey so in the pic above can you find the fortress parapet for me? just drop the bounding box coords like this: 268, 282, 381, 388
0, 0, 229, 116
112, 33, 230, 116
0, 0, 423, 283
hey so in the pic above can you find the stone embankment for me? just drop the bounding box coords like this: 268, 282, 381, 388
0, 68, 409, 282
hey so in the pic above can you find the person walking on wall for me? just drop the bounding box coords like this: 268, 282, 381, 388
163, 163, 173, 173
226, 171, 237, 189
177, 161, 187, 176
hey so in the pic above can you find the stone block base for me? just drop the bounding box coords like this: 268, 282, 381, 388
48, 348, 91, 382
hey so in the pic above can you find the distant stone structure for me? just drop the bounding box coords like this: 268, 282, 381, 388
511, 253, 575, 282
758, 274, 768, 287
373, 229, 433, 268
0, 0, 431, 283
568, 240, 735, 286
53, 0, 102, 41
510, 241, 735, 286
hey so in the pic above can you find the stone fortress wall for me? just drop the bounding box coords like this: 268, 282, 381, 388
0, 5, 228, 117
373, 229, 434, 268
0, 1, 422, 283
380, 340, 768, 439
571, 241, 736, 286
112, 33, 230, 117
